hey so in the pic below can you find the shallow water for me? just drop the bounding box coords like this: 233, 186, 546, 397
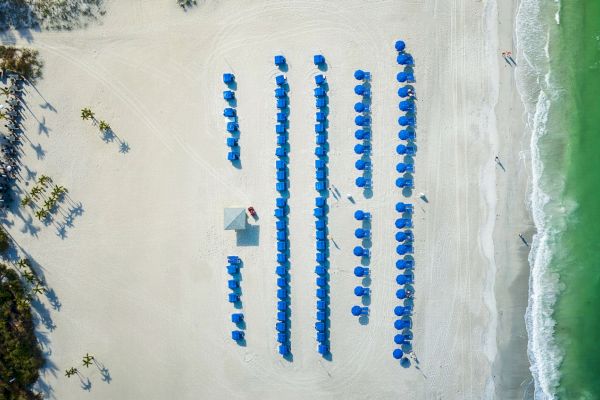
518, 0, 600, 398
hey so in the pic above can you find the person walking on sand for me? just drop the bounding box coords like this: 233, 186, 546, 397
507, 51, 517, 66
501, 52, 512, 67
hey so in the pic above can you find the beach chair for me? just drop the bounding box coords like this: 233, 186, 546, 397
279, 345, 290, 356
315, 265, 326, 276
276, 231, 287, 241
276, 265, 286, 276
315, 74, 326, 85
316, 97, 327, 108
275, 75, 286, 86
223, 73, 235, 84
274, 55, 286, 66
314, 87, 326, 97
314, 123, 325, 133
315, 219, 326, 230
277, 240, 287, 252
313, 208, 325, 218
275, 123, 286, 134
354, 286, 370, 296
353, 266, 370, 277
226, 122, 238, 132
315, 197, 326, 207
316, 288, 327, 299
276, 197, 287, 207
316, 299, 328, 311
231, 313, 244, 323
277, 253, 287, 263
316, 230, 326, 240
226, 137, 238, 148
223, 90, 235, 100
276, 160, 286, 171
277, 277, 287, 288
277, 332, 287, 343
277, 311, 287, 322
223, 108, 236, 117
315, 181, 326, 192
316, 252, 326, 263
316, 240, 327, 251
276, 322, 287, 333
315, 146, 326, 156
275, 88, 286, 98
277, 289, 288, 300
276, 134, 287, 145
277, 301, 288, 311
228, 293, 240, 303
276, 220, 286, 230
316, 276, 327, 288
315, 322, 326, 332
276, 98, 288, 109
315, 135, 326, 145
277, 112, 287, 122
316, 112, 326, 122
351, 305, 369, 316
232, 330, 244, 341
276, 181, 287, 192
227, 265, 239, 275
274, 208, 285, 219
227, 152, 239, 161
228, 280, 239, 290
228, 256, 241, 264
316, 310, 327, 321
313, 54, 325, 65
276, 170, 286, 181
275, 147, 287, 157
315, 159, 326, 170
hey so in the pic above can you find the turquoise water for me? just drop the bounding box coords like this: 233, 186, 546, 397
518, 0, 600, 399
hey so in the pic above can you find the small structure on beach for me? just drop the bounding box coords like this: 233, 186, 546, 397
224, 207, 247, 230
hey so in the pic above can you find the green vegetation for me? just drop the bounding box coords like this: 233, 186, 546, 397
0, 226, 10, 253
21, 175, 68, 222
82, 353, 94, 368
177, 0, 197, 10
0, 264, 44, 399
80, 107, 94, 121
98, 120, 110, 132
0, 46, 43, 82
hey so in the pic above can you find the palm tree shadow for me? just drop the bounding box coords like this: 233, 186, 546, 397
30, 142, 45, 160
100, 367, 112, 384
119, 140, 130, 154
80, 377, 92, 391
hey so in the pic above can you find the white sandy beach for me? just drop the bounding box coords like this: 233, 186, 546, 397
2, 0, 533, 398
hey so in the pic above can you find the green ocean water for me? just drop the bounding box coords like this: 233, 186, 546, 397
547, 1, 600, 399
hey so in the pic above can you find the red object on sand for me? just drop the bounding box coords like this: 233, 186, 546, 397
248, 207, 257, 217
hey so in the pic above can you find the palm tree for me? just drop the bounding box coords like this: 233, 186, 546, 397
32, 284, 45, 295
81, 108, 94, 121
0, 87, 9, 97
30, 186, 43, 201
22, 270, 36, 285
65, 367, 78, 378
20, 195, 32, 207
35, 209, 49, 221
0, 112, 5, 121
17, 258, 31, 270
82, 353, 94, 368
98, 120, 111, 132
38, 175, 52, 188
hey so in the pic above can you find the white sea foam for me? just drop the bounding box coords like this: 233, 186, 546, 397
515, 0, 565, 398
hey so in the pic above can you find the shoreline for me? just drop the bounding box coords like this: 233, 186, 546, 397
490, 0, 535, 398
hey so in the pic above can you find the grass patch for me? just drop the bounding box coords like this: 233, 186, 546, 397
0, 264, 44, 399
0, 45, 43, 82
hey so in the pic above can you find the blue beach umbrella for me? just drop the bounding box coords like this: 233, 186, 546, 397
354, 69, 365, 80
355, 177, 368, 188
354, 129, 368, 140
398, 86, 413, 97
396, 202, 407, 212
354, 143, 367, 154
393, 348, 404, 359
354, 210, 365, 220
395, 231, 407, 242
394, 334, 406, 344
354, 102, 366, 112
398, 116, 415, 126
353, 246, 364, 256
396, 289, 407, 299
354, 85, 366, 95
355, 159, 368, 170
396, 274, 410, 284
395, 218, 410, 228
396, 245, 410, 255
399, 100, 415, 111
396, 72, 408, 82
396, 163, 408, 173
396, 144, 407, 155
354, 228, 366, 238
395, 40, 406, 52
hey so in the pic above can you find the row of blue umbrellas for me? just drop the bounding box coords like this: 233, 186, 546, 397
354, 69, 372, 190
223, 73, 239, 162
351, 208, 372, 319
226, 256, 245, 342
273, 69, 291, 357
313, 65, 330, 357
393, 40, 416, 365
